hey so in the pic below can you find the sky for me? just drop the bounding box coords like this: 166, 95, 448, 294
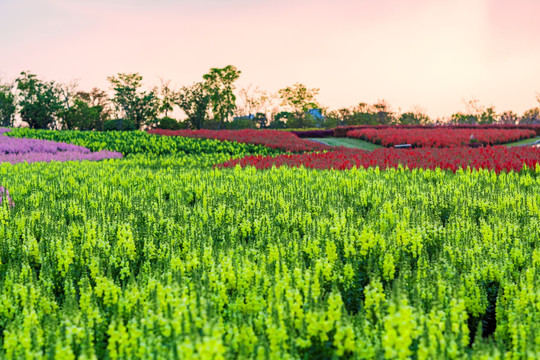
1, 0, 539, 119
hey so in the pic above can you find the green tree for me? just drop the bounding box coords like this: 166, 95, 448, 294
450, 113, 478, 124
59, 99, 103, 131
372, 100, 395, 125
278, 83, 319, 113
58, 87, 111, 130
478, 107, 497, 124
520, 108, 540, 124
278, 83, 320, 128
254, 112, 268, 128
398, 111, 430, 125
16, 72, 63, 129
0, 81, 16, 127
203, 65, 241, 126
107, 73, 159, 129
176, 82, 210, 130
498, 111, 518, 125
155, 78, 177, 117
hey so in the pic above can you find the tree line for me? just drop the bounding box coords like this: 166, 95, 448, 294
0, 66, 539, 131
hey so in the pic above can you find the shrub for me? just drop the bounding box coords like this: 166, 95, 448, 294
103, 119, 136, 131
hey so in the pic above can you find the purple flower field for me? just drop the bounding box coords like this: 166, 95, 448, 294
0, 128, 122, 164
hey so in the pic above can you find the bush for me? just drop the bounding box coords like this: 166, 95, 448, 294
103, 119, 136, 131
155, 117, 186, 130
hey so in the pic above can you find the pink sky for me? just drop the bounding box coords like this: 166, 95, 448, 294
1, 0, 539, 119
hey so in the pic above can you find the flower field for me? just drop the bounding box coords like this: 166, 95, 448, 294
148, 129, 331, 152
219, 146, 540, 173
0, 129, 123, 164
347, 128, 535, 148
7, 128, 278, 156
1, 129, 540, 358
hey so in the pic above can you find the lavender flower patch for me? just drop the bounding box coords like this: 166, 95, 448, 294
0, 186, 14, 208
0, 129, 123, 163
0, 150, 123, 164
0, 128, 11, 134
0, 135, 91, 154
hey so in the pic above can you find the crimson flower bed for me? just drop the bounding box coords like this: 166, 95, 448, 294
217, 146, 540, 173
334, 124, 540, 137
347, 128, 535, 148
148, 129, 331, 152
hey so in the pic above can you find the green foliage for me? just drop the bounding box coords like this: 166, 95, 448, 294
175, 82, 210, 129
59, 99, 104, 131
398, 111, 431, 125
478, 107, 497, 125
203, 65, 241, 124
16, 71, 63, 129
520, 108, 540, 125
452, 106, 498, 125
499, 111, 519, 125
267, 117, 287, 129
278, 83, 320, 128
451, 113, 479, 124
103, 119, 136, 132
278, 83, 320, 114
154, 117, 186, 130
107, 73, 160, 130
254, 112, 268, 129
227, 116, 257, 130
6, 128, 279, 156
0, 81, 17, 127
1, 161, 540, 358
324, 102, 399, 127
155, 79, 177, 118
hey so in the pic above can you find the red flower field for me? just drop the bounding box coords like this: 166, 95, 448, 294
148, 129, 331, 152
217, 146, 540, 173
347, 128, 535, 148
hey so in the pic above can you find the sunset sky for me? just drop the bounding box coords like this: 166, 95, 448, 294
1, 0, 539, 119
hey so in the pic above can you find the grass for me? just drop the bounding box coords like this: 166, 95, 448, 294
310, 137, 383, 151
504, 136, 540, 147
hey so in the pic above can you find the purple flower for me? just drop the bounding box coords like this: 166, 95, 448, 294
0, 131, 123, 164
0, 186, 14, 208
0, 150, 123, 164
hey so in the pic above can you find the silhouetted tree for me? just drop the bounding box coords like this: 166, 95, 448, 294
0, 80, 16, 127
108, 73, 159, 129
175, 82, 210, 129
203, 65, 241, 126
520, 108, 540, 124
16, 72, 63, 129
498, 111, 518, 125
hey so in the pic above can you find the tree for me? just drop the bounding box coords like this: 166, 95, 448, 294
520, 108, 540, 124
478, 107, 497, 124
0, 80, 16, 127
60, 99, 102, 130
203, 65, 241, 126
236, 85, 262, 117
278, 83, 319, 114
398, 111, 430, 125
278, 83, 320, 128
16, 72, 63, 129
253, 112, 268, 128
155, 78, 177, 118
372, 100, 395, 125
58, 87, 111, 130
175, 82, 210, 130
498, 111, 519, 125
107, 73, 160, 129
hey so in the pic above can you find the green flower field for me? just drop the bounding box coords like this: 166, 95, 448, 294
1, 130, 540, 359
